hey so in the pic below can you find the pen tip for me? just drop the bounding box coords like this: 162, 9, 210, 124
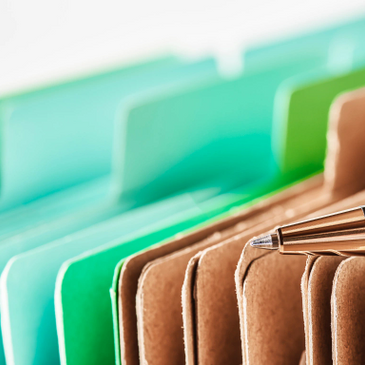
250, 234, 279, 250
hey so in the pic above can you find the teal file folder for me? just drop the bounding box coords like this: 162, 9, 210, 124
0, 56, 218, 240
0, 56, 217, 212
0, 56, 220, 365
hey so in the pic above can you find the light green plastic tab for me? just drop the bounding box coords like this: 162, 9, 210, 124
274, 65, 365, 177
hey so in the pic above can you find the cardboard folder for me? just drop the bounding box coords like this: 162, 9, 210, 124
235, 87, 365, 365
113, 67, 365, 365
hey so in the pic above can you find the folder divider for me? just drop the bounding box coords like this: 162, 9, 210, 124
302, 256, 343, 365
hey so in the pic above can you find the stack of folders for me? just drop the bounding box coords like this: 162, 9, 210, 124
2, 14, 365, 365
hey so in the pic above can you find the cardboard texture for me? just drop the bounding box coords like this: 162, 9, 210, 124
332, 256, 365, 364
116, 192, 296, 365
243, 251, 307, 364
302, 256, 343, 365
134, 191, 320, 365
236, 189, 365, 365
182, 181, 328, 365
301, 256, 317, 365
299, 351, 306, 365
234, 87, 365, 365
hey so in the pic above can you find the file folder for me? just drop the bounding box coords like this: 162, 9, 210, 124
1, 14, 365, 365
54, 50, 361, 365
49, 19, 365, 364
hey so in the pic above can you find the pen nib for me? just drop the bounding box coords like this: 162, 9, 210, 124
250, 234, 279, 250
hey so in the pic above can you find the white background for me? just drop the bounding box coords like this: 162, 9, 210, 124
1, 0, 365, 95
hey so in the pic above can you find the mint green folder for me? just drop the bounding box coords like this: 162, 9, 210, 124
0, 57, 218, 239
0, 56, 217, 212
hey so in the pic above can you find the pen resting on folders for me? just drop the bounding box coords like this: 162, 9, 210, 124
251, 206, 365, 257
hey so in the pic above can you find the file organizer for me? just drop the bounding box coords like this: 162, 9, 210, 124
55, 21, 365, 365
52, 62, 335, 365
0, 15, 364, 365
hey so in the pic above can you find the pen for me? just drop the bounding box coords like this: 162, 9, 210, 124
251, 206, 365, 256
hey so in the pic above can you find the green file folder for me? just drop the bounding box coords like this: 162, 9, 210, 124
274, 64, 365, 176
0, 56, 220, 365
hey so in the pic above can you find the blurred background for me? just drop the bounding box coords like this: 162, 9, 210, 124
2, 0, 365, 95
